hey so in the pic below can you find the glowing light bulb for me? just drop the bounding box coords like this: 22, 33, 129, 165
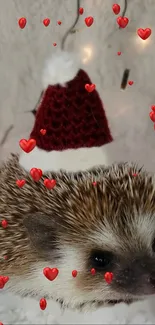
82, 46, 93, 64
135, 34, 151, 50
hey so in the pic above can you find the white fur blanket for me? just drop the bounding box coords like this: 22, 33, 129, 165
1, 292, 155, 324
0, 0, 155, 323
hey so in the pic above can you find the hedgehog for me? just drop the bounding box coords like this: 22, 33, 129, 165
0, 154, 155, 312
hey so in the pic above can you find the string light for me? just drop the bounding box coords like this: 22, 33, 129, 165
134, 34, 151, 50
81, 45, 93, 64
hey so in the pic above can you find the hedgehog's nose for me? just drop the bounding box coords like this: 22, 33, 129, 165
114, 259, 155, 296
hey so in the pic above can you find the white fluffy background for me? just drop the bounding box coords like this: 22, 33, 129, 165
1, 0, 155, 323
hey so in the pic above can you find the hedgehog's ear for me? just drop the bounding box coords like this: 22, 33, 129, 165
23, 212, 60, 256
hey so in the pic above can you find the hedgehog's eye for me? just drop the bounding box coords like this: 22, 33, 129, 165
90, 250, 114, 270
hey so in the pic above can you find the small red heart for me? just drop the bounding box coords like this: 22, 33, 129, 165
40, 129, 46, 135
43, 267, 59, 281
79, 7, 84, 15
90, 268, 96, 275
128, 80, 134, 86
43, 18, 50, 27
92, 182, 97, 186
0, 275, 9, 289
151, 105, 155, 112
117, 51, 121, 56
30, 168, 42, 182
72, 270, 78, 278
0, 279, 5, 289
16, 179, 26, 188
137, 28, 151, 40
57, 20, 62, 25
40, 298, 47, 310
132, 173, 138, 177
85, 84, 96, 92
1, 220, 8, 229
18, 17, 27, 29
116, 16, 129, 28
1, 276, 9, 284
44, 179, 56, 189
104, 272, 113, 284
149, 111, 155, 122
53, 43, 57, 47
19, 138, 36, 153
112, 4, 120, 15
85, 16, 94, 27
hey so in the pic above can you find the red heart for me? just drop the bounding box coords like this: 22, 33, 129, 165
1, 220, 8, 229
0, 278, 6, 289
92, 182, 97, 186
44, 179, 56, 189
40, 298, 47, 310
104, 272, 113, 284
132, 173, 138, 177
40, 129, 46, 135
116, 16, 129, 28
43, 18, 50, 27
0, 275, 9, 289
43, 267, 59, 281
30, 168, 42, 182
151, 105, 155, 112
149, 111, 155, 122
57, 20, 62, 25
79, 7, 84, 15
85, 84, 96, 92
19, 138, 36, 153
72, 270, 78, 278
137, 28, 151, 40
16, 179, 26, 188
128, 80, 134, 86
117, 51, 121, 56
85, 16, 94, 27
1, 276, 9, 284
18, 17, 27, 29
112, 4, 120, 15
90, 268, 96, 275
53, 43, 57, 47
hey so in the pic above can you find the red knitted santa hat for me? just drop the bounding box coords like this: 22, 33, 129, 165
19, 51, 113, 173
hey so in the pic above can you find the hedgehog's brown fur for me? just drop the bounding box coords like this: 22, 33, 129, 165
0, 154, 155, 310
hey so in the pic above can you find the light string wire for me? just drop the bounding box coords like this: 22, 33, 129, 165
61, 0, 81, 50
121, 0, 128, 19
60, 0, 129, 89
120, 0, 130, 89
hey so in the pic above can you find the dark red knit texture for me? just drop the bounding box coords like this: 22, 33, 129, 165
30, 69, 113, 151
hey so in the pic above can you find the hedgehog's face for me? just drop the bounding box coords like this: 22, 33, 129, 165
22, 167, 155, 311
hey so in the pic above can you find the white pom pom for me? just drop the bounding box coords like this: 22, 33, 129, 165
42, 51, 80, 89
